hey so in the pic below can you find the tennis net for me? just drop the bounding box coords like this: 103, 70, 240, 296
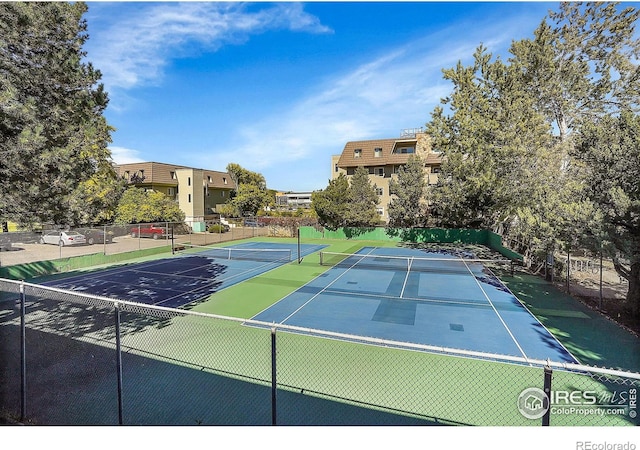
175, 243, 292, 262
319, 251, 514, 275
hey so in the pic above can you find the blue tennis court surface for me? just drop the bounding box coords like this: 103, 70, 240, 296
252, 246, 579, 363
45, 242, 325, 309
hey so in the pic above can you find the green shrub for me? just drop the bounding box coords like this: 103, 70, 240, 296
208, 224, 227, 233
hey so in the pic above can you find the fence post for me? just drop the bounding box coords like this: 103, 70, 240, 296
20, 281, 26, 422
542, 363, 553, 426
599, 250, 603, 310
271, 326, 277, 426
114, 302, 124, 425
566, 250, 570, 294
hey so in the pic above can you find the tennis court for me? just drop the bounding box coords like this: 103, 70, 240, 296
45, 242, 326, 308
252, 246, 579, 363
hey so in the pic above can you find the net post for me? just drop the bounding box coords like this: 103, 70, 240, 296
297, 227, 301, 264
542, 361, 552, 426
171, 224, 175, 255
319, 251, 324, 266
20, 281, 26, 422
270, 325, 277, 426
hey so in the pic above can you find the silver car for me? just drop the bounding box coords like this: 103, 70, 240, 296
40, 230, 86, 246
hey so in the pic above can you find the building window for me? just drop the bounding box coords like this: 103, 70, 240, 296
393, 147, 415, 154
432, 167, 441, 173
334, 164, 339, 173
377, 168, 384, 176
223, 177, 227, 184
374, 148, 382, 158
208, 176, 212, 183
376, 187, 383, 196
354, 149, 362, 158
170, 171, 176, 180
221, 191, 225, 197
188, 194, 191, 203
376, 207, 384, 216
188, 177, 191, 186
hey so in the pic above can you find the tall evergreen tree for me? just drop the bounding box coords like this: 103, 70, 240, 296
387, 155, 428, 228
509, 2, 640, 142
345, 166, 379, 227
311, 174, 350, 231
0, 2, 114, 227
427, 45, 558, 248
575, 111, 640, 318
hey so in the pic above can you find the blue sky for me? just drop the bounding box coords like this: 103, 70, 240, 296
83, 1, 563, 191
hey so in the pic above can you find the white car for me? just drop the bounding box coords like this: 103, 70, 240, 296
40, 230, 86, 246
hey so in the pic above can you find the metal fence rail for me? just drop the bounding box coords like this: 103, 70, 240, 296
1, 278, 638, 426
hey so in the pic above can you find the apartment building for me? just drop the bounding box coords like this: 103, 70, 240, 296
275, 192, 313, 210
115, 162, 236, 229
331, 128, 442, 222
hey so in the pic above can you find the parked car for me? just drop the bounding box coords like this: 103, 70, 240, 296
40, 230, 86, 246
130, 224, 172, 239
76, 228, 113, 245
244, 219, 263, 227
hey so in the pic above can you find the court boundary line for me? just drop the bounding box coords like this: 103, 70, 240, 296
477, 265, 581, 365
400, 257, 412, 298
460, 258, 530, 361
278, 247, 378, 324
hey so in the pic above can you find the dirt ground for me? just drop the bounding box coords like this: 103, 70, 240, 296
551, 266, 639, 337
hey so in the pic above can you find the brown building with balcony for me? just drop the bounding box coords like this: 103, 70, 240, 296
114, 162, 236, 229
331, 128, 442, 222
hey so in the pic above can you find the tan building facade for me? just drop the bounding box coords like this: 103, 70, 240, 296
115, 162, 236, 227
332, 128, 442, 222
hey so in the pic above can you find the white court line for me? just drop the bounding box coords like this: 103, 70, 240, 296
322, 287, 492, 308
399, 256, 413, 298
461, 259, 529, 361
279, 247, 377, 324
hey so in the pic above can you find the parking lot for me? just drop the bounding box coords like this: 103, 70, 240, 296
0, 226, 269, 268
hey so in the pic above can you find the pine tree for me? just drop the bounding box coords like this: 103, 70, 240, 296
387, 155, 428, 228
0, 2, 114, 227
345, 166, 379, 227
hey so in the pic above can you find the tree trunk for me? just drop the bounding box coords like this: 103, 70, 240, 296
627, 261, 640, 319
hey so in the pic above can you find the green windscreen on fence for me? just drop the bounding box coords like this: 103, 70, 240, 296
299, 227, 523, 261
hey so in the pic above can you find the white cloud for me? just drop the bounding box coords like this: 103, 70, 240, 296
88, 3, 331, 96
194, 11, 540, 190
109, 146, 145, 165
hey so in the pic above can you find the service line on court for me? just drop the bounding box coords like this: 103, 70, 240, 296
399, 256, 413, 298
279, 247, 378, 325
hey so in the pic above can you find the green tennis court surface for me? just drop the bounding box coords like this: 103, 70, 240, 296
43, 241, 326, 308
252, 246, 578, 363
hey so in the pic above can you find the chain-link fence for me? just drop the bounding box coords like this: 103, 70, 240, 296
1, 278, 638, 426
0, 221, 272, 272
